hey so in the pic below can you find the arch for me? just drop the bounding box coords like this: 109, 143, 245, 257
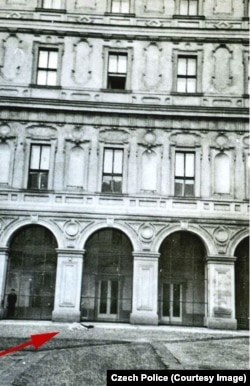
153, 224, 214, 255
5, 224, 58, 320
228, 228, 249, 257
81, 227, 133, 322
0, 218, 63, 249
78, 221, 139, 251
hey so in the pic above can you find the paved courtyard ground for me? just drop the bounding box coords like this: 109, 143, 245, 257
0, 321, 249, 386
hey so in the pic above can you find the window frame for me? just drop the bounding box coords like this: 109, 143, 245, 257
174, 151, 195, 197
24, 139, 57, 191
102, 47, 133, 92
177, 56, 197, 93
170, 145, 201, 198
106, 0, 135, 14
31, 43, 64, 88
160, 283, 183, 322
172, 49, 203, 94
174, 0, 204, 17
36, 0, 66, 11
28, 144, 51, 190
102, 147, 124, 193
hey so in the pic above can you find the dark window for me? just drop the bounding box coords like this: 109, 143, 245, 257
175, 152, 195, 197
36, 49, 58, 86
111, 0, 130, 13
28, 145, 50, 190
102, 148, 123, 193
180, 0, 198, 15
107, 53, 127, 90
42, 0, 62, 9
177, 56, 197, 93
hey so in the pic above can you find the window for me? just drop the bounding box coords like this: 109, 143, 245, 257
180, 0, 198, 15
28, 145, 50, 190
102, 148, 123, 193
41, 0, 62, 9
162, 283, 182, 320
107, 53, 127, 90
111, 0, 130, 13
36, 49, 58, 86
175, 152, 195, 196
177, 56, 197, 93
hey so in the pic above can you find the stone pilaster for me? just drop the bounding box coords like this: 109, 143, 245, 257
52, 249, 84, 322
130, 252, 159, 325
205, 255, 237, 330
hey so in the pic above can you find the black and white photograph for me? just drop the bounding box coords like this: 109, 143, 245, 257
0, 0, 249, 385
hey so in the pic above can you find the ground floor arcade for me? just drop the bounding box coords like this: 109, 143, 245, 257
0, 222, 248, 330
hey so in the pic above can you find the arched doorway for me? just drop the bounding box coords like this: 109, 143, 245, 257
81, 228, 133, 322
159, 231, 206, 326
5, 225, 57, 320
235, 237, 249, 330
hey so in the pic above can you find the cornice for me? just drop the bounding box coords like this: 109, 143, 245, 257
0, 97, 248, 120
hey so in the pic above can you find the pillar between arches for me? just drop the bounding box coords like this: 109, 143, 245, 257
130, 252, 159, 325
205, 255, 237, 330
0, 247, 8, 319
52, 249, 84, 322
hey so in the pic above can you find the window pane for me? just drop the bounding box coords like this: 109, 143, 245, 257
177, 58, 187, 75
175, 180, 183, 196
177, 78, 186, 93
113, 150, 123, 174
121, 0, 130, 13
180, 0, 188, 15
110, 280, 118, 314
43, 0, 52, 9
117, 55, 127, 73
187, 78, 196, 93
104, 149, 113, 173
113, 176, 122, 192
99, 280, 108, 314
108, 75, 126, 89
37, 70, 47, 85
47, 71, 57, 86
175, 153, 184, 176
108, 54, 118, 72
190, 0, 198, 15
38, 51, 48, 68
102, 176, 112, 192
30, 146, 41, 169
185, 153, 195, 177
187, 58, 196, 76
28, 173, 39, 189
162, 283, 170, 317
111, 0, 120, 12
40, 173, 48, 189
185, 180, 194, 196
40, 146, 50, 170
173, 284, 181, 317
48, 51, 58, 69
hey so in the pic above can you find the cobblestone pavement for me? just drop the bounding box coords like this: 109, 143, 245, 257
0, 321, 249, 386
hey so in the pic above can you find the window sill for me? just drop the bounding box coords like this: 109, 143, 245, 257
29, 84, 62, 89
171, 92, 203, 97
101, 88, 132, 94
173, 15, 205, 20
35, 8, 66, 13
104, 12, 135, 17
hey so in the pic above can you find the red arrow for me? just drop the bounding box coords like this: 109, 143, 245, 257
0, 331, 59, 358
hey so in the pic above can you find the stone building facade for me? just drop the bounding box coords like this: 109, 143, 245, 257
0, 0, 249, 329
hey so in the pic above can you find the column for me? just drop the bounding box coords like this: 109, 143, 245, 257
206, 255, 237, 330
0, 247, 8, 319
52, 249, 84, 322
130, 252, 159, 325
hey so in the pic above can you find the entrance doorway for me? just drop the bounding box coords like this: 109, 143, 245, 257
159, 231, 206, 326
81, 229, 133, 322
5, 225, 57, 320
235, 237, 249, 330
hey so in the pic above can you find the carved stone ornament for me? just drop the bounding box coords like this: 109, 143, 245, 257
0, 124, 11, 139
1, 35, 25, 81
216, 134, 229, 148
99, 128, 129, 143
64, 220, 80, 239
214, 226, 229, 244
26, 126, 57, 139
139, 223, 155, 241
